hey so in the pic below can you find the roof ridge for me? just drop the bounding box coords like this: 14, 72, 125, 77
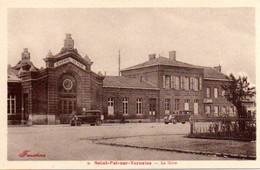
121, 56, 202, 71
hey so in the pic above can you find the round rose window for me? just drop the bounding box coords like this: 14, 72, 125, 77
63, 79, 73, 90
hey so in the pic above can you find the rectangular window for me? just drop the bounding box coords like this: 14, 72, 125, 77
165, 75, 171, 89
205, 105, 211, 114
222, 90, 225, 98
184, 77, 190, 90
108, 97, 114, 106
222, 106, 227, 114
206, 87, 211, 98
184, 99, 190, 111
163, 75, 171, 89
136, 98, 142, 114
175, 76, 180, 90
175, 99, 180, 110
165, 99, 170, 114
214, 106, 219, 115
229, 106, 234, 113
123, 98, 128, 115
194, 78, 199, 91
214, 88, 218, 98
230, 106, 235, 117
8, 95, 16, 115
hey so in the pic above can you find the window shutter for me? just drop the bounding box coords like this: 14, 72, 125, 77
181, 76, 184, 90
171, 76, 174, 89
180, 76, 183, 89
190, 77, 193, 90
163, 75, 166, 88
193, 77, 195, 90
199, 77, 202, 90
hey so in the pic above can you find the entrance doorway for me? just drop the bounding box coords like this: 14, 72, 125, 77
149, 98, 156, 121
194, 99, 199, 115
184, 99, 190, 111
60, 99, 76, 114
108, 97, 114, 115
59, 75, 77, 123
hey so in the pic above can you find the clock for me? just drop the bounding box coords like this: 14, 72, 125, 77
63, 79, 73, 90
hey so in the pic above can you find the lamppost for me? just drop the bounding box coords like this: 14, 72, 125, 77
21, 107, 25, 125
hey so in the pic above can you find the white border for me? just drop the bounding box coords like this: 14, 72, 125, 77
0, 0, 259, 169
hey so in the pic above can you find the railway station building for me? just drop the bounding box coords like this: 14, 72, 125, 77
8, 34, 235, 124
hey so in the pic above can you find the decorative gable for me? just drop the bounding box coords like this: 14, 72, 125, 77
44, 34, 93, 71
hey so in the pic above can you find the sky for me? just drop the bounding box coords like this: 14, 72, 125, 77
8, 8, 255, 84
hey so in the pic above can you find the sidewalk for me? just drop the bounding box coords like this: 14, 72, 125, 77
96, 134, 256, 160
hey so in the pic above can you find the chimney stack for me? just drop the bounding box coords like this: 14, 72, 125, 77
169, 51, 176, 61
149, 54, 156, 61
214, 65, 221, 72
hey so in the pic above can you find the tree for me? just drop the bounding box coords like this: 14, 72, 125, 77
222, 73, 255, 131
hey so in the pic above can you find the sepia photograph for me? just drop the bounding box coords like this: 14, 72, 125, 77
1, 2, 258, 169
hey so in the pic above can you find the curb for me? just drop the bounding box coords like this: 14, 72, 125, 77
96, 142, 256, 160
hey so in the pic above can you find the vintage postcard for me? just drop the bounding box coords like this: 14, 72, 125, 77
0, 0, 259, 169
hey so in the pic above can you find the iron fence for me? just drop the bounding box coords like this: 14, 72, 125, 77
189, 116, 256, 141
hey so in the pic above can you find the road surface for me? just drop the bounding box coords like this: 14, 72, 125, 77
8, 123, 234, 160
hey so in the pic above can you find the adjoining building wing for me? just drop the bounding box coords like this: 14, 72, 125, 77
202, 66, 229, 81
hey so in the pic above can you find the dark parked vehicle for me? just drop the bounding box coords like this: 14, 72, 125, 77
70, 110, 104, 126
164, 110, 192, 124
174, 110, 192, 124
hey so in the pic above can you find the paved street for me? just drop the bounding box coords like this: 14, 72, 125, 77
8, 123, 237, 160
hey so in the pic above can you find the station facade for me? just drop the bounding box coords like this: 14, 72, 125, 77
8, 34, 235, 124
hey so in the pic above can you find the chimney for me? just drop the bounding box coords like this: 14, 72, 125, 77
149, 54, 156, 61
214, 65, 221, 72
169, 51, 176, 61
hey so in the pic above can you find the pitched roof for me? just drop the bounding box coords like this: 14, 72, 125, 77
103, 76, 158, 90
12, 60, 38, 71
121, 56, 202, 71
202, 67, 228, 80
8, 68, 21, 83
121, 56, 228, 81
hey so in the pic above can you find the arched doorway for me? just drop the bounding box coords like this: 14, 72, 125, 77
59, 74, 77, 123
